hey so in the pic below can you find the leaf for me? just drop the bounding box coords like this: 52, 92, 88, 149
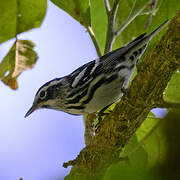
119, 112, 162, 168
103, 110, 180, 180
89, 0, 180, 54
115, 0, 180, 50
164, 71, 180, 103
135, 112, 167, 167
120, 135, 148, 166
104, 136, 151, 180
136, 112, 159, 142
160, 110, 180, 179
89, 0, 149, 52
90, 0, 107, 51
113, 0, 149, 49
0, 39, 38, 90
103, 111, 167, 180
0, 0, 47, 44
50, 0, 91, 28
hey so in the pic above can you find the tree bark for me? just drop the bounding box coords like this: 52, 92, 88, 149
64, 11, 180, 180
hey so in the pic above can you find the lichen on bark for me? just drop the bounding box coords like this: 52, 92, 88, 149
64, 10, 180, 180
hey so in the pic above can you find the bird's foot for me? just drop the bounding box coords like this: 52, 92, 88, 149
93, 105, 113, 132
121, 87, 129, 96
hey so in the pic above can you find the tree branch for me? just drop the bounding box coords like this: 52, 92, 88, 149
144, 0, 158, 30
65, 10, 180, 180
103, 0, 111, 14
114, 1, 147, 38
104, 0, 150, 53
84, 0, 121, 145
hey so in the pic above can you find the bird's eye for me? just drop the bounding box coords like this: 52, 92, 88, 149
39, 90, 46, 99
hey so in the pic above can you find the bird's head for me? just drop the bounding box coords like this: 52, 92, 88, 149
25, 78, 65, 118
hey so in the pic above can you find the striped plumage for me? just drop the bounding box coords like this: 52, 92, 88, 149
25, 20, 169, 117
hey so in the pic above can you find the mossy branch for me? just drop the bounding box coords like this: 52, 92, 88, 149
64, 11, 180, 180
155, 100, 180, 109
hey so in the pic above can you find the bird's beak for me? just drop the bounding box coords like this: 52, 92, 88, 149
25, 104, 37, 118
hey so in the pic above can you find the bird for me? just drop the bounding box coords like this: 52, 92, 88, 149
25, 20, 169, 118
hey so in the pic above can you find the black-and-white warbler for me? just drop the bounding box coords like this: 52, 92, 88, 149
25, 20, 169, 118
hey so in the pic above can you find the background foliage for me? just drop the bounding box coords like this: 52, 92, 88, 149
0, 0, 180, 179
0, 0, 46, 89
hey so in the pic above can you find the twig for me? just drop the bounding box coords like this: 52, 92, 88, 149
104, 0, 150, 53
111, 0, 121, 23
63, 159, 77, 168
103, 0, 111, 14
147, 116, 160, 119
126, 118, 161, 157
104, 0, 121, 53
114, 2, 147, 38
65, 10, 180, 180
144, 0, 158, 29
87, 26, 102, 57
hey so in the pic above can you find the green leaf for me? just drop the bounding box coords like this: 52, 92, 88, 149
90, 0, 107, 51
136, 112, 159, 142
0, 0, 47, 44
115, 0, 180, 51
104, 136, 151, 180
90, 0, 180, 54
50, 0, 91, 28
0, 39, 38, 89
136, 112, 167, 167
113, 0, 149, 49
164, 71, 180, 103
103, 111, 166, 180
104, 110, 180, 180
113, 0, 180, 50
120, 135, 148, 166
143, 0, 180, 51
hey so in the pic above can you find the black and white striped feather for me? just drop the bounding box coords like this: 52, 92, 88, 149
25, 20, 169, 117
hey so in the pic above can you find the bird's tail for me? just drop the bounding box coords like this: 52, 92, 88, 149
100, 20, 170, 63
146, 19, 169, 41
126, 20, 169, 50
123, 19, 170, 56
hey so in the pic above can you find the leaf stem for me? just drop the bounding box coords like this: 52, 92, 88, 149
144, 0, 158, 30
87, 26, 102, 57
104, 0, 149, 54
114, 0, 147, 37
103, 0, 111, 14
